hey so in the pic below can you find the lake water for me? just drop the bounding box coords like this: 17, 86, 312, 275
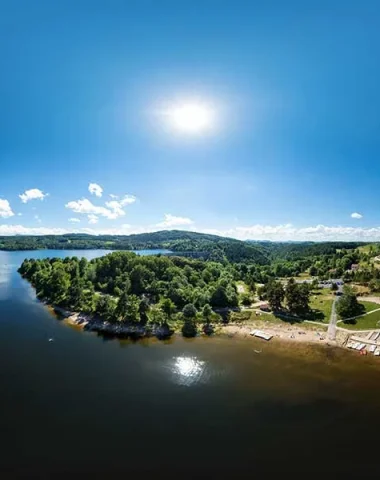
1, 250, 380, 478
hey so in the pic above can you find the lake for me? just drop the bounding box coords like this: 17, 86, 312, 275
1, 249, 380, 478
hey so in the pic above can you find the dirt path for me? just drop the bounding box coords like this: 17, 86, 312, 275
358, 296, 380, 304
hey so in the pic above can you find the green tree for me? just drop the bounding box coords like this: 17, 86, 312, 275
266, 280, 285, 311
48, 265, 70, 305
125, 295, 140, 323
139, 297, 150, 323
202, 303, 213, 324
67, 266, 85, 310
160, 298, 176, 321
183, 303, 197, 320
246, 275, 256, 294
96, 295, 116, 322
115, 286, 129, 320
130, 265, 152, 295
285, 279, 310, 315
210, 284, 229, 308
336, 286, 362, 321
182, 303, 198, 337
240, 294, 252, 306
149, 304, 166, 325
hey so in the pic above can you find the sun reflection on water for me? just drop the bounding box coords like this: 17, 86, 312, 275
172, 356, 206, 386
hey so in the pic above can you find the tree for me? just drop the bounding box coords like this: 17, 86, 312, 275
266, 280, 285, 311
125, 295, 140, 323
210, 284, 229, 308
130, 265, 152, 295
160, 298, 176, 321
285, 279, 310, 315
246, 275, 256, 294
149, 304, 166, 325
48, 265, 70, 305
67, 266, 85, 310
331, 282, 338, 292
182, 303, 198, 337
115, 286, 129, 320
96, 295, 116, 322
183, 303, 197, 320
336, 286, 362, 321
240, 294, 252, 306
309, 266, 318, 276
202, 304, 213, 324
139, 297, 150, 323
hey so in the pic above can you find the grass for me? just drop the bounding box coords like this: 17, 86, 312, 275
361, 301, 380, 313
236, 281, 248, 295
339, 301, 380, 330
307, 289, 334, 323
230, 309, 327, 331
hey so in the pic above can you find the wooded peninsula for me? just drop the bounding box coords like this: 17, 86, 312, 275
16, 230, 380, 341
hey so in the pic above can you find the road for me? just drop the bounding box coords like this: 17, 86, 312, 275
327, 284, 343, 340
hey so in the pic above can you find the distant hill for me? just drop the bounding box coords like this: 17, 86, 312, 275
0, 230, 269, 264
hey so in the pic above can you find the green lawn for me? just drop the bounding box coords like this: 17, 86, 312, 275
361, 301, 380, 313
236, 281, 248, 295
230, 310, 327, 330
307, 290, 334, 323
339, 301, 380, 330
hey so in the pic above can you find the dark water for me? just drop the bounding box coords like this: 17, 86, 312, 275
1, 250, 380, 478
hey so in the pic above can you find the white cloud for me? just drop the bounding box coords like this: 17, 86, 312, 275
69, 218, 80, 223
109, 194, 118, 199
104, 200, 125, 217
19, 188, 48, 203
66, 195, 136, 220
0, 225, 70, 235
351, 212, 363, 219
88, 214, 98, 224
156, 214, 194, 228
0, 199, 14, 218
119, 195, 137, 206
199, 223, 380, 242
88, 183, 103, 197
34, 214, 42, 223
65, 198, 118, 219
104, 195, 137, 218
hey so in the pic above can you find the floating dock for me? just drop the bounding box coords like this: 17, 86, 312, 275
250, 330, 273, 341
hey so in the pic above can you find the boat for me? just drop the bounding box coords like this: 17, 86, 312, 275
369, 345, 376, 353
375, 349, 380, 356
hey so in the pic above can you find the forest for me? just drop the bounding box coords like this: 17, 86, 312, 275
19, 252, 241, 338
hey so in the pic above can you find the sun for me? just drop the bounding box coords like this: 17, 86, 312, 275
166, 103, 214, 134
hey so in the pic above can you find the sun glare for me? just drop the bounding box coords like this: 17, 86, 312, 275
165, 102, 214, 134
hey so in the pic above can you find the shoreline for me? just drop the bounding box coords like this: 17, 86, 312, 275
48, 304, 380, 356
51, 304, 347, 349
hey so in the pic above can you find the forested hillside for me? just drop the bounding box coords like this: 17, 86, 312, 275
0, 231, 269, 264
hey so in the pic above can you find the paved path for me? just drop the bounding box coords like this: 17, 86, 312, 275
327, 285, 343, 340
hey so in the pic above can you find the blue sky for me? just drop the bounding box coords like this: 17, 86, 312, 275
1, 0, 380, 241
